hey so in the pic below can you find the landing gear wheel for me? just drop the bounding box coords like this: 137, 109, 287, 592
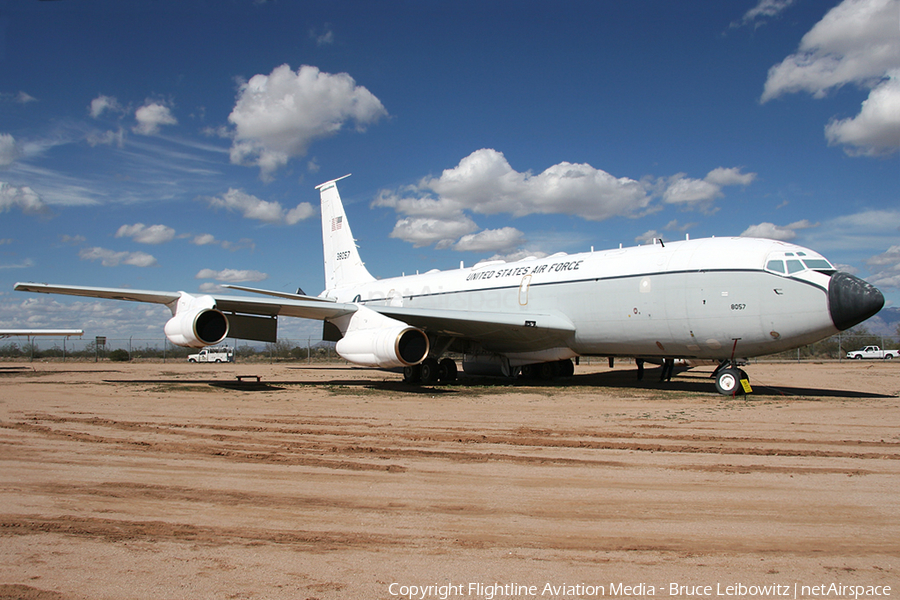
438, 358, 458, 382
557, 359, 575, 378
715, 367, 745, 396
419, 358, 441, 384
403, 364, 422, 384
536, 362, 556, 380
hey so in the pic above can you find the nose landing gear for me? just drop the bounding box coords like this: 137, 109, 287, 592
713, 362, 750, 396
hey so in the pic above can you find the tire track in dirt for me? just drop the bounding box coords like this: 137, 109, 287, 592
0, 514, 408, 550
2, 412, 896, 476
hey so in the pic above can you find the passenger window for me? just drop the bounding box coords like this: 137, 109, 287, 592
786, 259, 805, 274
766, 260, 785, 274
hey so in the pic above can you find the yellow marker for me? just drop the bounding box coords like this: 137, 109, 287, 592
740, 379, 753, 394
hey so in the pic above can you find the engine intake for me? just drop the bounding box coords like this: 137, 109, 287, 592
164, 293, 229, 348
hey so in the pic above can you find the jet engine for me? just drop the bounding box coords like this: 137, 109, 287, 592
163, 293, 229, 348
332, 305, 429, 369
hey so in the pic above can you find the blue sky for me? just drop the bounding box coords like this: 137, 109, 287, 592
1, 0, 898, 343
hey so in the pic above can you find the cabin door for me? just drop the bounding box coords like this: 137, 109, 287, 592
518, 275, 532, 306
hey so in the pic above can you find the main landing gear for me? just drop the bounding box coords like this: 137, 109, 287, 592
403, 357, 458, 384
712, 361, 750, 396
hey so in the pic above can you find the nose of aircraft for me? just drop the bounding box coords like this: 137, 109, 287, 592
828, 272, 884, 331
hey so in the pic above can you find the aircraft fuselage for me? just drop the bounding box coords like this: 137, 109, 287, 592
328, 236, 870, 362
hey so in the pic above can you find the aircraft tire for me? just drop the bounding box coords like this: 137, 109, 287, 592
537, 362, 555, 380
403, 364, 422, 384
420, 358, 440, 384
439, 358, 458, 381
715, 367, 745, 396
557, 359, 575, 377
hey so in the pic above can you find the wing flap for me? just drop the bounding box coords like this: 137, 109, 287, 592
370, 305, 575, 352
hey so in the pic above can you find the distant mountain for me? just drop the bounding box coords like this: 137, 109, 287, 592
863, 306, 900, 338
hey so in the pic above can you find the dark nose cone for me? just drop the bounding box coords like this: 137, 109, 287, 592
829, 272, 884, 331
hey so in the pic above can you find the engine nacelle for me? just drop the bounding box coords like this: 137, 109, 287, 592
336, 325, 429, 369
164, 293, 229, 348
332, 306, 429, 369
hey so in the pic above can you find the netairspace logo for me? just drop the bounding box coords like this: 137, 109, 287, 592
387, 581, 893, 600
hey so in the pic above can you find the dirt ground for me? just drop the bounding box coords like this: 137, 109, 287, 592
0, 360, 897, 600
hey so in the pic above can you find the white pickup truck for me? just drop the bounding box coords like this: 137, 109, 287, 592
188, 346, 234, 363
845, 346, 900, 360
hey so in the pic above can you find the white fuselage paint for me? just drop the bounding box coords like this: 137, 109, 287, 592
326, 237, 838, 360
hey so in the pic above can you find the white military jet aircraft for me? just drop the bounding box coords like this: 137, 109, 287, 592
15, 175, 884, 394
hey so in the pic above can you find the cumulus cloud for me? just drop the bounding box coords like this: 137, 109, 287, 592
89, 95, 123, 119
423, 149, 651, 220
454, 227, 524, 253
192, 234, 218, 246
762, 0, 900, 155
866, 246, 900, 289
228, 64, 388, 179
0, 295, 170, 340
734, 0, 796, 28
825, 71, 900, 155
377, 148, 651, 251
375, 149, 754, 252
0, 182, 49, 215
79, 247, 157, 267
115, 223, 176, 244
195, 268, 267, 283
0, 134, 19, 167
310, 25, 334, 46
206, 188, 314, 225
740, 219, 818, 241
863, 245, 900, 289
389, 216, 479, 249
190, 234, 255, 252
133, 102, 177, 135
662, 167, 756, 213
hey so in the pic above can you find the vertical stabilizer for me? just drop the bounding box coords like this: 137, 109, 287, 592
317, 175, 376, 292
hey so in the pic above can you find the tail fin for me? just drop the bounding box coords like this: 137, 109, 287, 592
317, 174, 376, 292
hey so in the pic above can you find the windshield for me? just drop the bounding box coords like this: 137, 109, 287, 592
765, 253, 835, 276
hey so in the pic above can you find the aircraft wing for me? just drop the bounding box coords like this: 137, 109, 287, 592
14, 282, 573, 351
369, 305, 576, 353
0, 329, 83, 338
13, 282, 358, 321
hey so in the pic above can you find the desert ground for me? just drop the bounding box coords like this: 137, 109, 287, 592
0, 359, 897, 600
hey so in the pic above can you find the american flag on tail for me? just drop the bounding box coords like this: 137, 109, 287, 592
331, 216, 343, 231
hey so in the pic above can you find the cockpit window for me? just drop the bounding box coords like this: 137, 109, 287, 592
802, 259, 832, 270
786, 259, 805, 274
767, 253, 834, 276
